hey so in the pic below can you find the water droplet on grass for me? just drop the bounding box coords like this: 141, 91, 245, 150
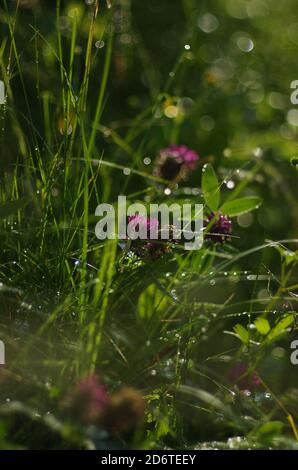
95, 40, 105, 49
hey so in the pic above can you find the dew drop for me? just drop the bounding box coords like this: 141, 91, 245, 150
95, 40, 105, 49
226, 180, 235, 189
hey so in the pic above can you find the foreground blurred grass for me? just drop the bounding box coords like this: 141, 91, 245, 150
0, 0, 297, 449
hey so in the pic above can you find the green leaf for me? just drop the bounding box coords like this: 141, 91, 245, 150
273, 246, 298, 266
268, 315, 294, 340
283, 250, 298, 266
0, 198, 30, 219
201, 163, 220, 211
254, 317, 271, 335
250, 421, 284, 442
233, 324, 249, 344
156, 417, 171, 439
220, 196, 262, 217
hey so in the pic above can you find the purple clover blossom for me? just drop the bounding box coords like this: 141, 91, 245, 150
61, 374, 109, 425
204, 212, 232, 243
229, 362, 261, 391
154, 144, 199, 181
127, 214, 173, 260
160, 145, 199, 170
101, 387, 145, 435
128, 214, 159, 236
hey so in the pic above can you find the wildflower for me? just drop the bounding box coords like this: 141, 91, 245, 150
61, 374, 109, 425
127, 214, 159, 235
101, 387, 145, 435
229, 362, 261, 390
127, 214, 175, 260
154, 144, 199, 181
204, 212, 232, 243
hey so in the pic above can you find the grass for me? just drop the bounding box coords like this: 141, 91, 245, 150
0, 0, 297, 450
